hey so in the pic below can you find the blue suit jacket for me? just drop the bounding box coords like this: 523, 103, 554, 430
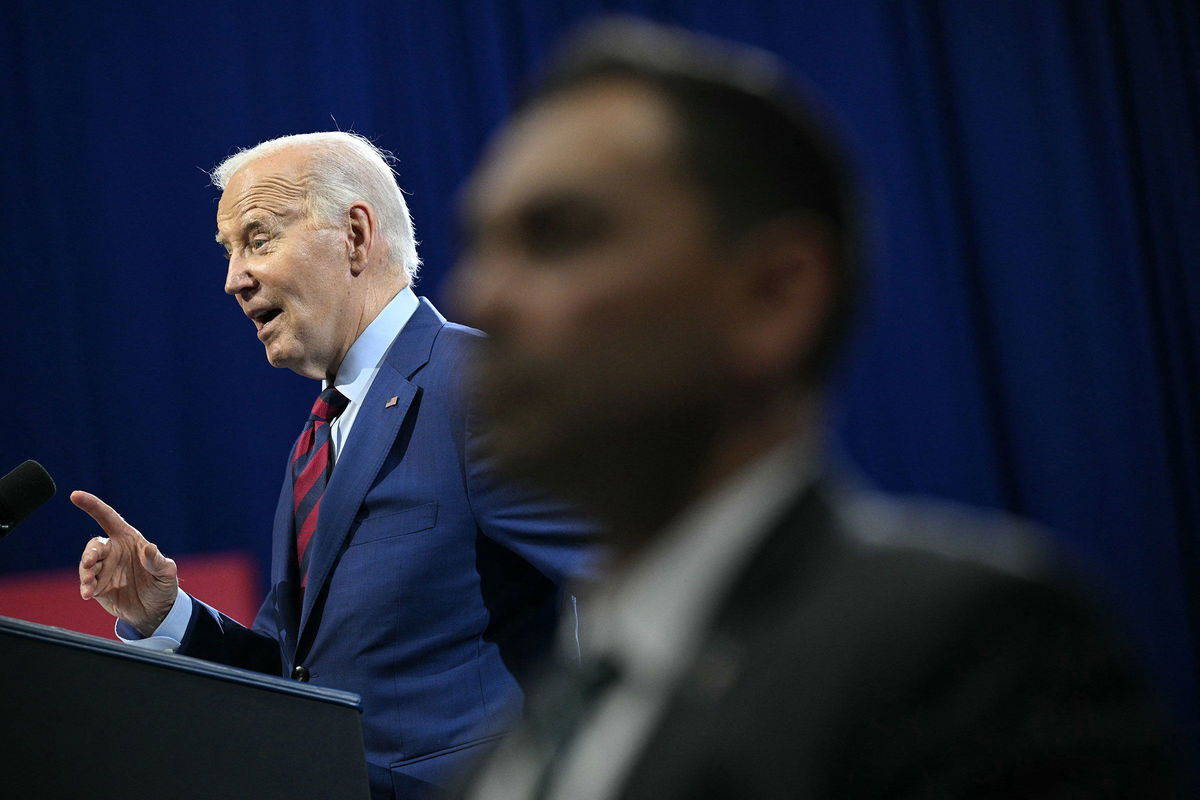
179, 299, 596, 798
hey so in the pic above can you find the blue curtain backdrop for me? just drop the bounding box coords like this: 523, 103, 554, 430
2, 0, 1196, 762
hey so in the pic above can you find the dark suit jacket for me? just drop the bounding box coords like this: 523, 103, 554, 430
515, 480, 1174, 799
177, 299, 596, 798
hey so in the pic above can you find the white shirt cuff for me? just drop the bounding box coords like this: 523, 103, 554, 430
114, 587, 192, 652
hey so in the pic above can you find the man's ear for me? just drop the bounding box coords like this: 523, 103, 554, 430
346, 202, 376, 274
722, 213, 836, 383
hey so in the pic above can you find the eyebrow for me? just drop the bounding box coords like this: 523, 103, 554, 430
215, 217, 270, 246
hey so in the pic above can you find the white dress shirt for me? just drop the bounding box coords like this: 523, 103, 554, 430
117, 287, 420, 650
470, 435, 815, 800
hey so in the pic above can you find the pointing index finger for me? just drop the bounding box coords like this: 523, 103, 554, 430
70, 490, 134, 538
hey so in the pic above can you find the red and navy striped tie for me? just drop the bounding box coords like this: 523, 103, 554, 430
292, 386, 350, 590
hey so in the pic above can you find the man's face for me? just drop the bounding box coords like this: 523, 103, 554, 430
217, 148, 361, 381
454, 82, 735, 498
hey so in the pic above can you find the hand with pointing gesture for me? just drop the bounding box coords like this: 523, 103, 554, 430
74, 490, 179, 637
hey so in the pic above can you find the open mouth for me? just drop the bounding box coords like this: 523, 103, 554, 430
251, 307, 283, 336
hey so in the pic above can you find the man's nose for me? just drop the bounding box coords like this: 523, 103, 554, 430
225, 256, 256, 296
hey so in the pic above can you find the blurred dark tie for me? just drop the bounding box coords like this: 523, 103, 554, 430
292, 386, 350, 590
528, 655, 621, 800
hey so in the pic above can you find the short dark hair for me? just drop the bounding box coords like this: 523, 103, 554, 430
520, 17, 863, 382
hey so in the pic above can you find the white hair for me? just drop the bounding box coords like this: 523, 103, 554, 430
210, 131, 421, 281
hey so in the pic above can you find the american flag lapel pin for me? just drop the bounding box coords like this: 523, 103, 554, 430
385, 396, 399, 408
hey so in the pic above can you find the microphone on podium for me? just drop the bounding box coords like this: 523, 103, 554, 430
0, 460, 56, 536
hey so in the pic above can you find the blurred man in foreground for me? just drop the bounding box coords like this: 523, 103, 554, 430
75, 132, 594, 799
453, 19, 1175, 799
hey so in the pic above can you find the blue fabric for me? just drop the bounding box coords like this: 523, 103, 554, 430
1, 0, 1195, 767
176, 299, 596, 796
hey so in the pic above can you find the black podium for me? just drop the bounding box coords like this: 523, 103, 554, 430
0, 615, 370, 798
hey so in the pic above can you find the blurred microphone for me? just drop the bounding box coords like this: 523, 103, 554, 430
0, 460, 56, 536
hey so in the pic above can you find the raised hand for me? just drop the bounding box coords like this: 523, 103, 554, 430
73, 490, 179, 636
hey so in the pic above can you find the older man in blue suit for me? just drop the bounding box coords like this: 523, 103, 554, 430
73, 132, 595, 799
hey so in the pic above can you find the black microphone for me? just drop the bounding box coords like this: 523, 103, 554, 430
0, 460, 56, 536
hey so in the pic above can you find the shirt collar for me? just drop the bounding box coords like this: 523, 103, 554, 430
585, 433, 816, 681
325, 286, 419, 404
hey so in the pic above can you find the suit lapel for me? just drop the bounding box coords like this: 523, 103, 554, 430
708, 479, 837, 634
618, 480, 840, 798
297, 298, 446, 641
